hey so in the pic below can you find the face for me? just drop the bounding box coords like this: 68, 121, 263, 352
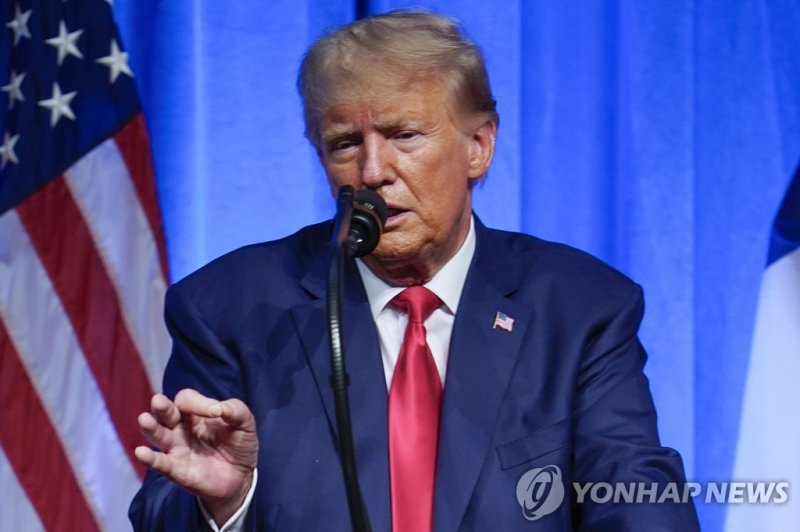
316, 77, 496, 285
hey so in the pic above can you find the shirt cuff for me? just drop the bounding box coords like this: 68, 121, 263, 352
198, 468, 258, 532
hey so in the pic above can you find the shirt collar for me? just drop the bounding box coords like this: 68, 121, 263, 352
356, 216, 476, 318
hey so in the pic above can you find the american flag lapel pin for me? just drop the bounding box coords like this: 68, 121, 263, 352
493, 311, 514, 332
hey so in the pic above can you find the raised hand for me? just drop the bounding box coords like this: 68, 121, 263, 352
135, 388, 259, 524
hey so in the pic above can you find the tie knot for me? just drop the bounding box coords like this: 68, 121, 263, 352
391, 286, 441, 324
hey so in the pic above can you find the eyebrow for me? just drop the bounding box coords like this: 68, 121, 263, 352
321, 115, 430, 142
321, 125, 352, 136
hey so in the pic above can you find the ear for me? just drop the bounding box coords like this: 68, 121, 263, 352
466, 120, 497, 180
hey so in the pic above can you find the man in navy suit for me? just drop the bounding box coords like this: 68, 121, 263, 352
130, 11, 700, 531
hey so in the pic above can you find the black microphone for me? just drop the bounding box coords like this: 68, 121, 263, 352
346, 189, 387, 257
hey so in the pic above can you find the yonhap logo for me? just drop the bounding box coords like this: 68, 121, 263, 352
515, 465, 565, 521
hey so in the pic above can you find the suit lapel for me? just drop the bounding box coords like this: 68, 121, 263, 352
291, 253, 392, 531
433, 221, 534, 532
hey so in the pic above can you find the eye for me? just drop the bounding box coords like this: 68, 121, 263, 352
393, 130, 419, 141
328, 137, 360, 153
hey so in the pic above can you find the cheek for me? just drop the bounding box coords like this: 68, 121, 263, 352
427, 170, 470, 216
325, 173, 339, 195
324, 164, 358, 193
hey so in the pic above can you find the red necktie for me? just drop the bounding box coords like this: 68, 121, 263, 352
388, 286, 443, 532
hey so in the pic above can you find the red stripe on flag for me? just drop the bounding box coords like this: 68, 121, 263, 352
15, 177, 151, 478
114, 114, 170, 281
0, 317, 100, 532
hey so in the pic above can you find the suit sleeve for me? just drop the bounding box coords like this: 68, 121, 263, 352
128, 283, 262, 531
570, 284, 700, 531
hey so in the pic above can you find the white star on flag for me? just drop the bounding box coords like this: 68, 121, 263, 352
38, 82, 78, 127
2, 70, 26, 109
46, 21, 84, 65
6, 5, 32, 46
0, 131, 20, 168
97, 40, 134, 83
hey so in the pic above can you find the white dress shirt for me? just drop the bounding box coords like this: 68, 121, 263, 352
202, 217, 476, 531
356, 216, 476, 389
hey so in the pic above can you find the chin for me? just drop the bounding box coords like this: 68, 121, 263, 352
369, 235, 421, 262
371, 244, 414, 263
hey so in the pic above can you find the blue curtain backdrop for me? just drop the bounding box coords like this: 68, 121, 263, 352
113, 1, 800, 530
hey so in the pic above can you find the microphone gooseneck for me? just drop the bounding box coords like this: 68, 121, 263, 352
327, 185, 383, 532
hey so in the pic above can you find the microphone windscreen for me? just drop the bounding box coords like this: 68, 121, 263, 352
354, 189, 387, 227
347, 189, 387, 257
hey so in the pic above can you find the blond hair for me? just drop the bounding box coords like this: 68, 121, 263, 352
297, 10, 498, 146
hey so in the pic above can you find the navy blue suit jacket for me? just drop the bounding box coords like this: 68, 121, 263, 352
130, 219, 699, 531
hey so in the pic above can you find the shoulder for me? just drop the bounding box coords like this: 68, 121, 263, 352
166, 221, 330, 309
478, 224, 636, 288
476, 224, 642, 318
178, 221, 328, 283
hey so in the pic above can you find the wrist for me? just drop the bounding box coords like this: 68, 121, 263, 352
200, 469, 255, 526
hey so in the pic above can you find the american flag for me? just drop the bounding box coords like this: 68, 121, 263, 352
492, 311, 514, 332
0, 1, 170, 530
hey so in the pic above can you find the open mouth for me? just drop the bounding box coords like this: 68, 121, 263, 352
385, 207, 409, 226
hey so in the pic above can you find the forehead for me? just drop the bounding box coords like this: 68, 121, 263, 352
317, 77, 456, 131
321, 100, 428, 130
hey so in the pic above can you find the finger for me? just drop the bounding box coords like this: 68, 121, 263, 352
217, 398, 256, 431
150, 393, 181, 429
174, 388, 225, 418
134, 445, 157, 467
134, 445, 173, 477
137, 412, 174, 450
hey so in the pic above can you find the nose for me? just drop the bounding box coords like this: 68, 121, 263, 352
360, 134, 396, 189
